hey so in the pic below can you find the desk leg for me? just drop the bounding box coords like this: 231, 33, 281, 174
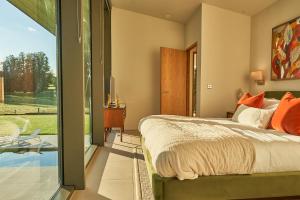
104, 128, 108, 142
120, 127, 124, 142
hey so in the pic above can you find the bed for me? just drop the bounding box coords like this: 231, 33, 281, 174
140, 91, 300, 200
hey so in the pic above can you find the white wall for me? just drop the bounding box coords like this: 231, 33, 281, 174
185, 6, 202, 115
250, 0, 300, 94
200, 3, 251, 117
112, 8, 185, 130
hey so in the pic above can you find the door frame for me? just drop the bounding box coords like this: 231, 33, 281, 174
186, 42, 197, 116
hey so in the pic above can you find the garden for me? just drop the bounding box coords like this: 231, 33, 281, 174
0, 92, 90, 137
0, 52, 90, 137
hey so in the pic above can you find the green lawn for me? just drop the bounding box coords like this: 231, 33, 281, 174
0, 93, 91, 136
0, 92, 57, 115
0, 115, 91, 136
0, 115, 57, 136
5, 92, 57, 105
0, 104, 57, 115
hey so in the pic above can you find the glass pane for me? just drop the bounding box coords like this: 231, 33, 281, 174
0, 0, 60, 199
104, 4, 111, 104
83, 0, 92, 152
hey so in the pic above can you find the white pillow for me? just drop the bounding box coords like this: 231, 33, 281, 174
232, 104, 276, 129
263, 98, 280, 109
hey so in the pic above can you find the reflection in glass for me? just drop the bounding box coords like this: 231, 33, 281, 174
0, 0, 59, 199
83, 0, 92, 151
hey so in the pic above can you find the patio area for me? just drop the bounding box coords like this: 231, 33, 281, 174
0, 135, 57, 152
0, 134, 59, 200
0, 135, 92, 151
0, 135, 91, 200
0, 164, 59, 200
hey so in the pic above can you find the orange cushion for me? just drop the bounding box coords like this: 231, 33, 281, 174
237, 92, 265, 108
271, 92, 300, 135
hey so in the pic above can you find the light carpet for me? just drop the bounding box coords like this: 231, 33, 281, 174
134, 147, 154, 200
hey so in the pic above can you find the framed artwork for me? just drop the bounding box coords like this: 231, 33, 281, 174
271, 16, 300, 80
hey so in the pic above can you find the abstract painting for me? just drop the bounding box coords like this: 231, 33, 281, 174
272, 17, 300, 80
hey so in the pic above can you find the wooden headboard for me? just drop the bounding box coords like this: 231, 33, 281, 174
265, 91, 300, 100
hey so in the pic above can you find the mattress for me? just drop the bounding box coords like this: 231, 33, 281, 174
139, 115, 300, 180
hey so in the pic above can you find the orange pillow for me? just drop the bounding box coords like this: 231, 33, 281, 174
237, 92, 265, 108
270, 92, 300, 135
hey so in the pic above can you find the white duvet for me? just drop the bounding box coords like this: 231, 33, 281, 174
139, 115, 300, 180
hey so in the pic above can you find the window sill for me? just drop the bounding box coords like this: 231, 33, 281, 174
51, 186, 74, 200
84, 145, 98, 167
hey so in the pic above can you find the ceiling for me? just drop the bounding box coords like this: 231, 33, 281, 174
111, 0, 279, 23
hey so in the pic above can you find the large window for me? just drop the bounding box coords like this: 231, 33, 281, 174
0, 1, 60, 199
83, 0, 92, 151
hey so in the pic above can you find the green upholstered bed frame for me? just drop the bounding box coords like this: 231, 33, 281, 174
142, 91, 300, 200
265, 91, 300, 99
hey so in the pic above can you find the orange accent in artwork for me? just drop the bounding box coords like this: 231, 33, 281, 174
272, 17, 300, 80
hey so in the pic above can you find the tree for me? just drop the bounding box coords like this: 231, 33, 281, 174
3, 52, 55, 93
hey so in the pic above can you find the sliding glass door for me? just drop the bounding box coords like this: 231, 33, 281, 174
83, 0, 92, 152
0, 0, 60, 199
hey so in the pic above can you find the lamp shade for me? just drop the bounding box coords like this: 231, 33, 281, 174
251, 70, 264, 81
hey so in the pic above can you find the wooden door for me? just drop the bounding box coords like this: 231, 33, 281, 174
161, 47, 187, 115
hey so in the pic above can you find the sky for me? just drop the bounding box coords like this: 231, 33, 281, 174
0, 0, 56, 72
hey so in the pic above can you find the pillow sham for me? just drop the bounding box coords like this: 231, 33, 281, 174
237, 92, 265, 108
233, 104, 276, 129
263, 98, 280, 109
270, 92, 300, 135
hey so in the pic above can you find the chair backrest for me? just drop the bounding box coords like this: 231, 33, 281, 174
32, 129, 41, 136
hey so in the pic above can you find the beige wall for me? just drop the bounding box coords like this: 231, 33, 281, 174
112, 8, 185, 130
200, 3, 251, 117
185, 7, 202, 49
185, 6, 202, 115
250, 0, 300, 94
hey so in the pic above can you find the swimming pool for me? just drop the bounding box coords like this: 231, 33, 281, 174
0, 151, 58, 167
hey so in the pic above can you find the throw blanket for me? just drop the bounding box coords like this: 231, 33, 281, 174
139, 115, 256, 180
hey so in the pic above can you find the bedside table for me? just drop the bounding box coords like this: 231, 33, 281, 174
227, 112, 234, 118
104, 105, 126, 142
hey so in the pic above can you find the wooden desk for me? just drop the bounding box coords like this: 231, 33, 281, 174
104, 106, 126, 142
